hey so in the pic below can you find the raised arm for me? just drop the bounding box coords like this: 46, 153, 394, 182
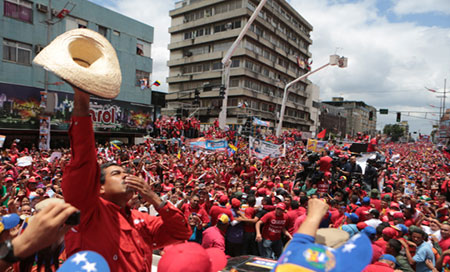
61, 87, 100, 212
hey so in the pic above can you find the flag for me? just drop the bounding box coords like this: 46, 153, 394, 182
152, 80, 161, 87
228, 143, 238, 156
317, 129, 326, 139
238, 102, 248, 108
296, 56, 306, 69
111, 143, 121, 150
177, 149, 181, 159
425, 87, 437, 93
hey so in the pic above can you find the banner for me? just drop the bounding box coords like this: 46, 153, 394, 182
0, 135, 5, 148
306, 139, 327, 153
188, 138, 228, 151
0, 83, 153, 134
252, 117, 270, 127
249, 136, 285, 159
39, 116, 51, 150
404, 180, 415, 196
205, 139, 228, 151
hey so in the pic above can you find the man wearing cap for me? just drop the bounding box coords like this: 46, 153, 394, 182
202, 214, 229, 252
209, 195, 233, 226
181, 194, 210, 229
356, 197, 372, 222
62, 88, 191, 271
256, 202, 291, 259
362, 254, 397, 272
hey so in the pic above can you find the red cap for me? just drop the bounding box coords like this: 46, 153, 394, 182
158, 242, 227, 272
267, 182, 275, 188
218, 195, 228, 205
276, 203, 286, 211
393, 212, 404, 219
382, 227, 398, 238
390, 202, 400, 209
324, 172, 332, 178
4, 177, 14, 183
28, 177, 37, 183
355, 183, 361, 188
231, 198, 241, 208
257, 188, 266, 196
356, 222, 368, 230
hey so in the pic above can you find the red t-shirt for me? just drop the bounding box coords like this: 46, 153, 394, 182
317, 180, 330, 195
318, 156, 332, 172
260, 211, 287, 241
363, 262, 394, 272
243, 206, 256, 233
371, 199, 381, 211
181, 204, 210, 225
209, 205, 233, 226
285, 209, 304, 235
440, 237, 450, 251
367, 138, 378, 152
355, 206, 371, 222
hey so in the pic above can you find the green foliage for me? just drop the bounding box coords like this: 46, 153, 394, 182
383, 124, 405, 142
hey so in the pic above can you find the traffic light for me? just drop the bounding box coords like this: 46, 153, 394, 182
219, 85, 226, 98
396, 112, 401, 122
194, 89, 200, 105
369, 111, 373, 121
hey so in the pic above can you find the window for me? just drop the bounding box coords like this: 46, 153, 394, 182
2, 39, 32, 65
230, 79, 239, 87
66, 17, 87, 31
135, 70, 150, 86
136, 39, 151, 57
98, 25, 107, 37
4, 0, 32, 23
212, 62, 223, 70
231, 59, 240, 68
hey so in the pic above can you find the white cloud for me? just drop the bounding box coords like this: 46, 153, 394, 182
96, 0, 449, 134
391, 0, 450, 15
289, 0, 450, 134
100, 0, 176, 93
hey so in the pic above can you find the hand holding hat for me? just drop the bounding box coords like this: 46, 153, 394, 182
33, 28, 121, 99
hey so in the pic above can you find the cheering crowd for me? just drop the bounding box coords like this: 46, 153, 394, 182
1, 115, 450, 271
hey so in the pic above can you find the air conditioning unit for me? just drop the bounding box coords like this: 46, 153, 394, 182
35, 44, 44, 54
225, 22, 233, 30
183, 19, 188, 23
36, 3, 48, 13
205, 10, 212, 17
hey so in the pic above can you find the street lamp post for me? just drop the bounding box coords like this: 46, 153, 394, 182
275, 54, 348, 137
218, 0, 268, 130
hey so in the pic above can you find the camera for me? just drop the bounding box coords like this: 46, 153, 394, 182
65, 211, 81, 226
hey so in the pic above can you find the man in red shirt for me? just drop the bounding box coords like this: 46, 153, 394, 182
440, 223, 450, 251
356, 197, 372, 222
363, 254, 397, 272
256, 203, 292, 259
317, 150, 332, 173
367, 134, 382, 153
62, 88, 191, 271
181, 195, 210, 228
209, 195, 233, 226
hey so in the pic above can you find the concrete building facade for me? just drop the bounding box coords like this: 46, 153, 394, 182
1, 0, 160, 147
318, 102, 347, 138
166, 0, 316, 132
323, 97, 377, 137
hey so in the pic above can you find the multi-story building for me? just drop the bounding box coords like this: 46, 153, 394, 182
318, 102, 347, 138
0, 0, 161, 147
323, 97, 377, 136
166, 0, 315, 132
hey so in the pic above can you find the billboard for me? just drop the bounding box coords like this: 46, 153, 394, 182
0, 83, 153, 134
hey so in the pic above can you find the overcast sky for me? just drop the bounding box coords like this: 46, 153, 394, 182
90, 0, 450, 135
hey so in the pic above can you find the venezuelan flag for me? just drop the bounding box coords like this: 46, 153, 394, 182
111, 142, 121, 150
153, 80, 161, 87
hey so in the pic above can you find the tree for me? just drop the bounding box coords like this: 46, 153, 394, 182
383, 124, 405, 142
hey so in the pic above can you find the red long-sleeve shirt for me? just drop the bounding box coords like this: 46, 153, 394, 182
62, 116, 191, 271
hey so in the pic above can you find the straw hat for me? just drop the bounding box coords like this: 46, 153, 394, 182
33, 28, 121, 99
